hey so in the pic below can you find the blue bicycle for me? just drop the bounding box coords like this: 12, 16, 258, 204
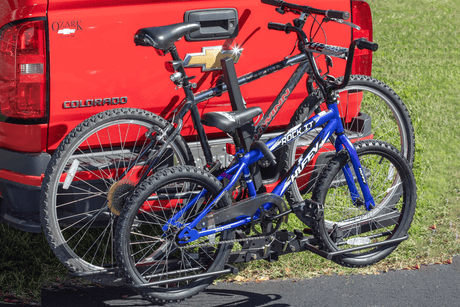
114, 0, 416, 303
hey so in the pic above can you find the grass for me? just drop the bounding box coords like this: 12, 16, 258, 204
1, 0, 460, 304
0, 224, 69, 304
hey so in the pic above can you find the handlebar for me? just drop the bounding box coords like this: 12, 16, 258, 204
267, 22, 290, 32
266, 21, 378, 93
268, 22, 378, 53
261, 0, 350, 20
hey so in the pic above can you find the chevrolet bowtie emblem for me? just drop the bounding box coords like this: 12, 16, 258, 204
183, 46, 243, 71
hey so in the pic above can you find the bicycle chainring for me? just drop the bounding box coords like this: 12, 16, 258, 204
251, 201, 289, 236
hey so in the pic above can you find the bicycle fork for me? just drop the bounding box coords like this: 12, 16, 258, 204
329, 99, 375, 211
335, 133, 375, 210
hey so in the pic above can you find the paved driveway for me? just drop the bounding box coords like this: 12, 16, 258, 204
33, 256, 460, 307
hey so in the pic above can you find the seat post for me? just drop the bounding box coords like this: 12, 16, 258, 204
169, 45, 215, 168
169, 45, 189, 82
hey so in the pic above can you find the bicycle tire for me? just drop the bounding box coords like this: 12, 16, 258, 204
40, 108, 194, 283
310, 140, 416, 267
115, 165, 234, 303
281, 75, 415, 213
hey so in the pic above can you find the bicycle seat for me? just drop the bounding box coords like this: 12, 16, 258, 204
201, 107, 263, 133
134, 22, 200, 51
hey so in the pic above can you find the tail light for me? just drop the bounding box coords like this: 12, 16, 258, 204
0, 19, 47, 119
351, 0, 373, 76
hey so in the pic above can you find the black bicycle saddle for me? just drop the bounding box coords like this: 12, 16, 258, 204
134, 22, 200, 51
201, 107, 263, 134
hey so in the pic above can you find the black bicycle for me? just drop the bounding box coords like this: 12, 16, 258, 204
40, 0, 415, 284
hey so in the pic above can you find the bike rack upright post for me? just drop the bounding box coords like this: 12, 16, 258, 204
221, 57, 264, 192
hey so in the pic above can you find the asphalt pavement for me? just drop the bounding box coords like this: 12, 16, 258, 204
7, 256, 460, 307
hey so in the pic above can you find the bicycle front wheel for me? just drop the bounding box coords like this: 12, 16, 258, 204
40, 108, 194, 283
115, 166, 234, 303
281, 75, 415, 212
311, 140, 416, 267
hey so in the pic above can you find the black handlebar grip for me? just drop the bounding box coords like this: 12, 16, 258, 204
356, 38, 379, 51
326, 10, 350, 20
268, 22, 287, 31
261, 0, 282, 6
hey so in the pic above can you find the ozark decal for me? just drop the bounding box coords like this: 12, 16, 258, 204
51, 20, 83, 37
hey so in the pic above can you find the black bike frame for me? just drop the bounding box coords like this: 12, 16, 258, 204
173, 43, 347, 163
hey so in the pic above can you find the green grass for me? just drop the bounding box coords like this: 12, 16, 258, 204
370, 0, 460, 260
2, 0, 460, 304
0, 224, 69, 304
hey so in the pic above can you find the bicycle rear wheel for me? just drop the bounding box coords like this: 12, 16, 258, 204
281, 75, 415, 212
311, 140, 416, 267
115, 166, 234, 303
40, 108, 193, 283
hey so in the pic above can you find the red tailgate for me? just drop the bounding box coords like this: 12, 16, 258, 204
46, 0, 351, 151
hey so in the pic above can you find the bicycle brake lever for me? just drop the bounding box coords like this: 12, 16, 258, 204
326, 17, 361, 30
276, 7, 285, 14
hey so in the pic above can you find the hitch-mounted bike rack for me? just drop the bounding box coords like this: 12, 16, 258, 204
122, 228, 408, 289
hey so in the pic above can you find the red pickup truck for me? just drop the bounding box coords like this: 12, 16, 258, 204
0, 0, 373, 233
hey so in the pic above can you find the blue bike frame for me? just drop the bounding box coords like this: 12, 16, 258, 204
162, 98, 376, 244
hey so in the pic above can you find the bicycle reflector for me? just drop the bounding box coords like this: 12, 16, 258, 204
165, 61, 175, 72
165, 60, 183, 72
226, 143, 236, 155
0, 19, 47, 119
155, 48, 167, 56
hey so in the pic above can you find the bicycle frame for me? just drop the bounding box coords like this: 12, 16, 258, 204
162, 93, 375, 244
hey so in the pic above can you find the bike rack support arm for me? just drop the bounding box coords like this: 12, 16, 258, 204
127, 265, 239, 289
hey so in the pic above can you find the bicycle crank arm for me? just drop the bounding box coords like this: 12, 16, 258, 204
198, 193, 286, 229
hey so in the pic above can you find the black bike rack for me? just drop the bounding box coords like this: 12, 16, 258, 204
69, 267, 118, 278
127, 265, 239, 289
123, 229, 409, 289
220, 57, 264, 191
228, 230, 409, 263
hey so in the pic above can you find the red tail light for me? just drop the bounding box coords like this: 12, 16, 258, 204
351, 0, 373, 76
0, 19, 47, 119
